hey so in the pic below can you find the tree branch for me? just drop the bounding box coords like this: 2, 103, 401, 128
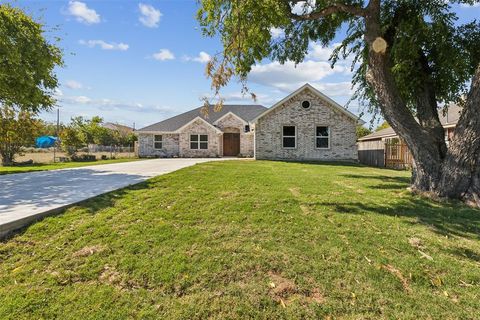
289, 3, 366, 20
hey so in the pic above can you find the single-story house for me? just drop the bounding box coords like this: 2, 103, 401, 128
357, 104, 461, 168
136, 84, 363, 161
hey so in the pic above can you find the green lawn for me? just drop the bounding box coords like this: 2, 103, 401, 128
0, 158, 141, 175
1, 160, 479, 319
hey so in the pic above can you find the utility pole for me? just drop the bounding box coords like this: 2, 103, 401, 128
54, 108, 59, 163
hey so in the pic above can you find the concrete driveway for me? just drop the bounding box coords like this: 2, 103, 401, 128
0, 158, 229, 238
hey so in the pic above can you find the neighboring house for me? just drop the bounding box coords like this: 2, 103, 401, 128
102, 122, 134, 134
357, 104, 462, 168
136, 84, 363, 161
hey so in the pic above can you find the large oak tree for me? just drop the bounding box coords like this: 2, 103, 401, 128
197, 0, 480, 206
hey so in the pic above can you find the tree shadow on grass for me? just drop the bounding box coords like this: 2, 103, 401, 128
342, 174, 411, 184
318, 196, 480, 241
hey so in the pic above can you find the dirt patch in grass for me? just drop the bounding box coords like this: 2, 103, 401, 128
289, 187, 301, 197
408, 237, 424, 249
268, 272, 325, 307
72, 245, 105, 258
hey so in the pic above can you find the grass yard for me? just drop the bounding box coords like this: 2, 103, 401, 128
0, 158, 141, 175
0, 160, 479, 319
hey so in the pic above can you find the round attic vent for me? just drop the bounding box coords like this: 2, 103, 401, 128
301, 100, 311, 109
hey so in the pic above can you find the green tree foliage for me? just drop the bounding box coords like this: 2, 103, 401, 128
0, 4, 63, 165
197, 0, 479, 110
0, 107, 40, 165
59, 116, 135, 154
375, 121, 390, 132
60, 126, 83, 156
356, 125, 372, 139
0, 4, 63, 113
37, 120, 64, 137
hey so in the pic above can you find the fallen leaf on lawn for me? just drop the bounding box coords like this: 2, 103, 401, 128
459, 280, 473, 287
418, 250, 433, 261
430, 276, 443, 287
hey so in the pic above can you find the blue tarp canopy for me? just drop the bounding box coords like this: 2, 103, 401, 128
35, 136, 58, 148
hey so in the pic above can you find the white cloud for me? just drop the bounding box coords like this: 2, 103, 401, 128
460, 3, 480, 7
247, 42, 355, 93
66, 1, 100, 25
310, 81, 354, 97
79, 40, 129, 51
53, 88, 63, 98
138, 3, 162, 28
308, 43, 339, 61
153, 49, 175, 61
291, 0, 315, 15
249, 60, 347, 91
184, 51, 211, 63
65, 80, 83, 90
270, 27, 284, 39
60, 95, 175, 114
63, 95, 92, 104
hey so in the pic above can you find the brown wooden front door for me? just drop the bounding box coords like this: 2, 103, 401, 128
223, 133, 240, 156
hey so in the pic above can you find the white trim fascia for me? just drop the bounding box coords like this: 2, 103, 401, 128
213, 111, 248, 126
135, 131, 177, 135
357, 133, 397, 142
252, 83, 365, 125
175, 116, 223, 134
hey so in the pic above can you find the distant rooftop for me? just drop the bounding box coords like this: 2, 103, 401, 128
358, 104, 462, 141
103, 122, 134, 133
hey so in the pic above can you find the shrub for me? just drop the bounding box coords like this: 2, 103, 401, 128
71, 154, 96, 162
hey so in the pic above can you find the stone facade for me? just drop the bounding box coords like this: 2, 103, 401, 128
178, 119, 222, 157
255, 88, 358, 161
215, 113, 254, 157
138, 133, 179, 157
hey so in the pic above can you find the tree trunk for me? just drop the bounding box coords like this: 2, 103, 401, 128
436, 64, 480, 205
364, 1, 480, 206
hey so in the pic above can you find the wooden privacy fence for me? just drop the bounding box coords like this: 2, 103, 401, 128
358, 140, 385, 167
385, 142, 412, 169
357, 140, 413, 169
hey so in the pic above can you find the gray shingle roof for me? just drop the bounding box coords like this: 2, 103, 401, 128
137, 105, 267, 132
358, 104, 462, 141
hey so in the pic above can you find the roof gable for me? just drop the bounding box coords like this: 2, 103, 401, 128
176, 116, 223, 134
213, 111, 248, 126
253, 83, 364, 124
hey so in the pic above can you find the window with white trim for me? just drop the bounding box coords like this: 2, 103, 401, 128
282, 126, 296, 148
316, 126, 330, 149
154, 135, 163, 149
190, 134, 208, 149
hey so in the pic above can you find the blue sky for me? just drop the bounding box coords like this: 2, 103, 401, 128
13, 1, 480, 129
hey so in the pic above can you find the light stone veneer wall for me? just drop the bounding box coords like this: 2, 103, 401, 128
255, 89, 358, 161
138, 133, 179, 157
215, 113, 254, 157
178, 119, 222, 157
